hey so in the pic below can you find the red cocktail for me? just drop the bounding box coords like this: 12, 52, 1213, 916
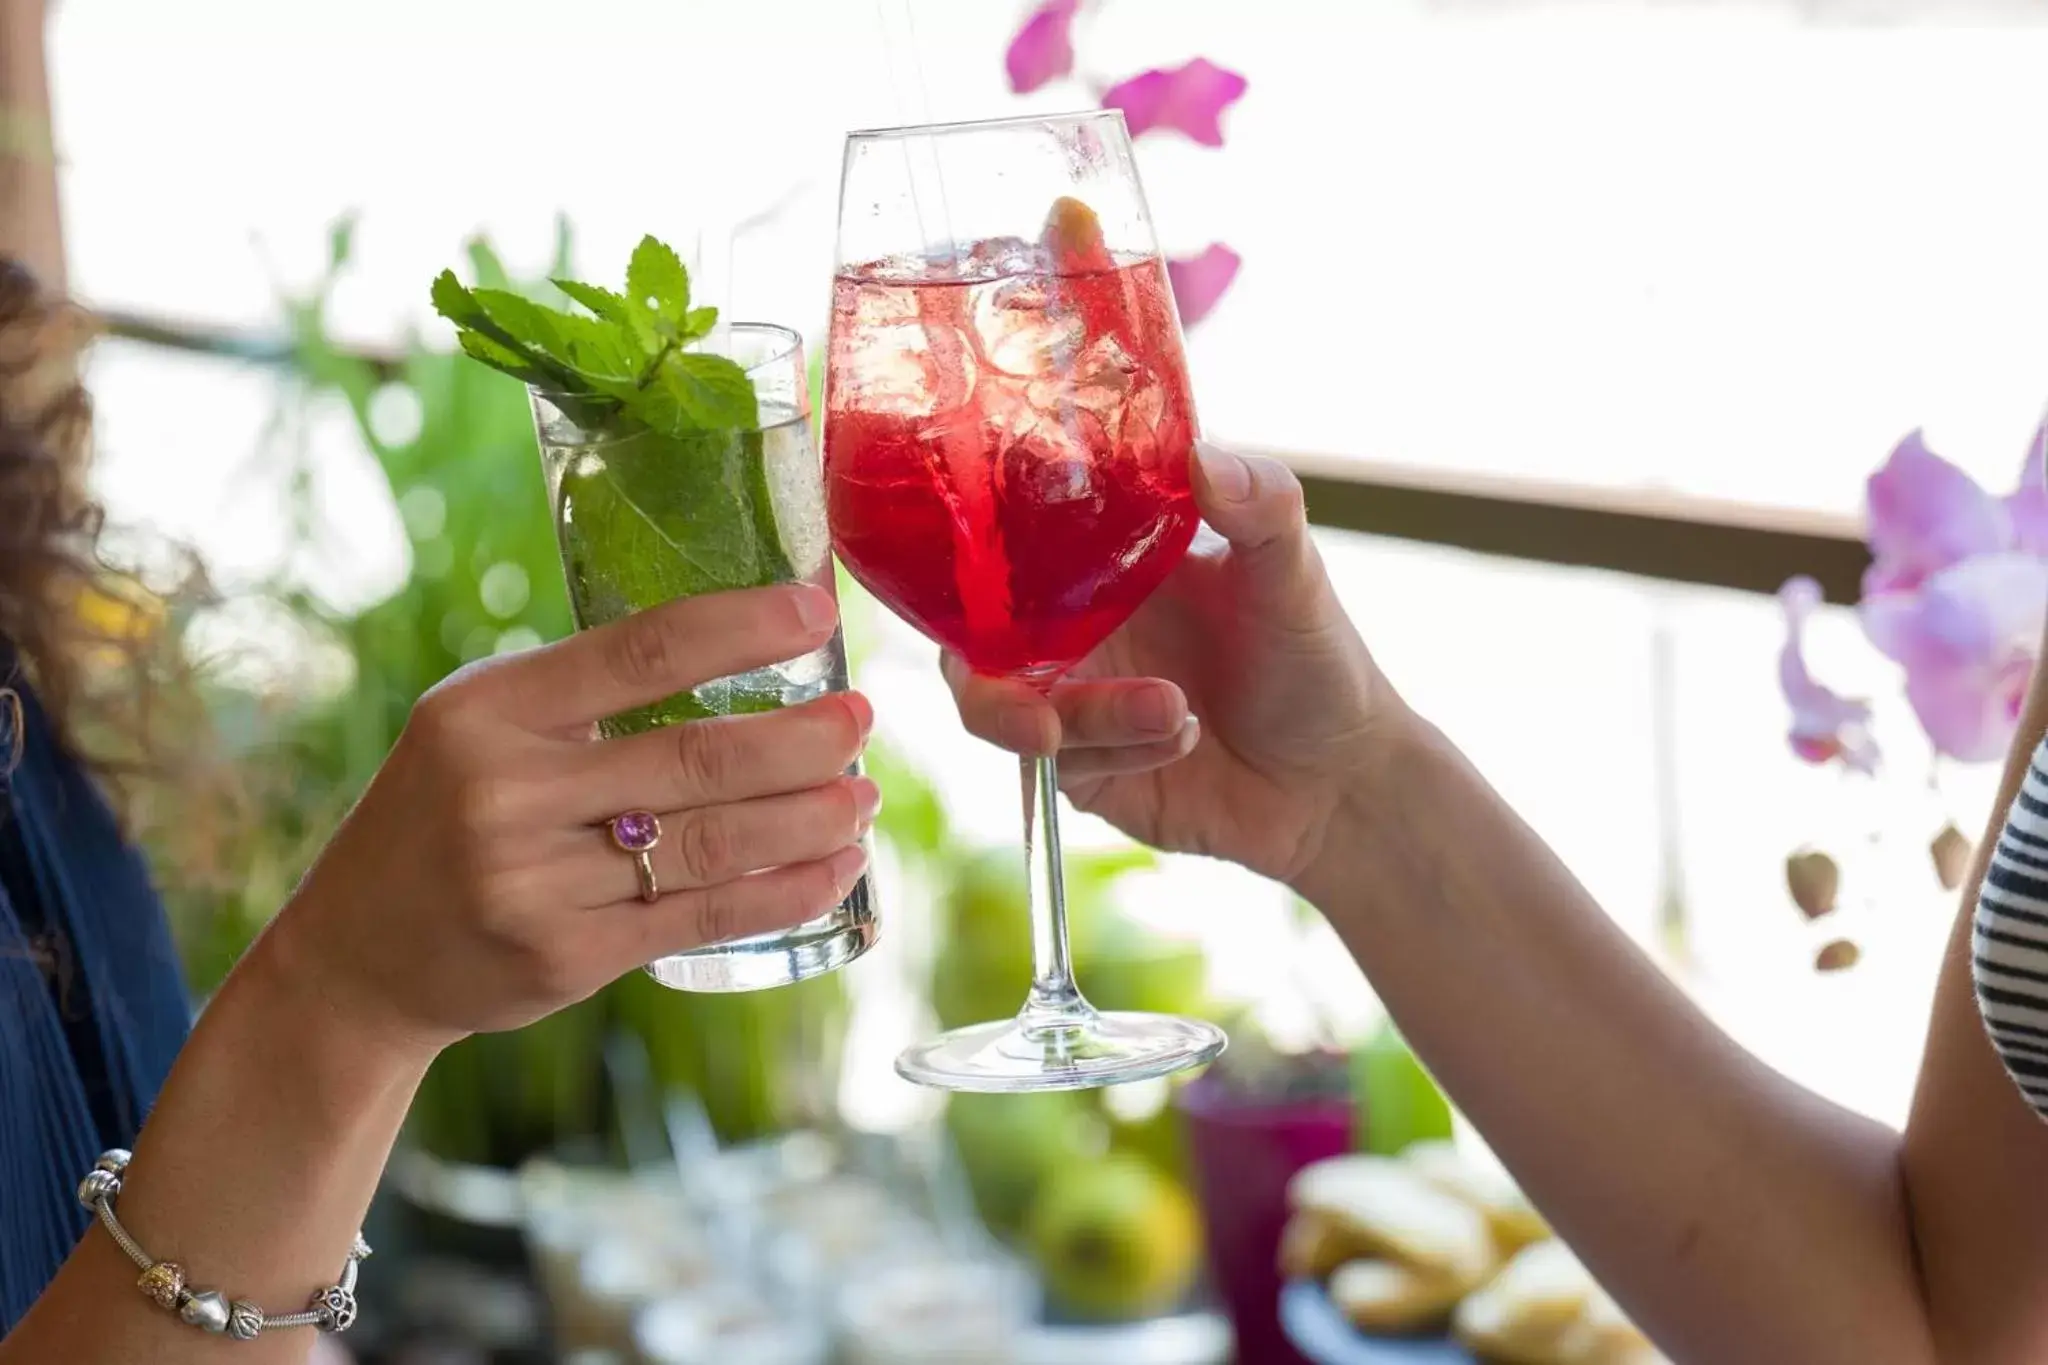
826, 112, 1226, 1092
827, 248, 1198, 682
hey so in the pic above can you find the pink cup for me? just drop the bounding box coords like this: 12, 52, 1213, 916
1177, 1075, 1354, 1365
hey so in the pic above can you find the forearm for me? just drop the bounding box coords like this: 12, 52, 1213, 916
1297, 711, 1937, 1365
0, 922, 434, 1364
0, 0, 64, 288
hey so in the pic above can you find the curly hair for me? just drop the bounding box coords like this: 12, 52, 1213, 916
0, 256, 208, 793
0, 257, 111, 758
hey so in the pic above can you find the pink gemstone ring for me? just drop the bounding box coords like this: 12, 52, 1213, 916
609, 810, 663, 902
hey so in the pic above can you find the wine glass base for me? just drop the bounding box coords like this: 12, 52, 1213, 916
895, 1011, 1226, 1093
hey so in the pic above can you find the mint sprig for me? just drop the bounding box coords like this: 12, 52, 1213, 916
431, 235, 758, 436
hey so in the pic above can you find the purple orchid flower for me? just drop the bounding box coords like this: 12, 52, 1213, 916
1790, 423, 2048, 764
1862, 429, 2011, 597
1778, 576, 1880, 773
1166, 244, 1241, 328
1862, 552, 2048, 762
1005, 0, 1082, 95
1101, 58, 1249, 147
2007, 421, 2048, 557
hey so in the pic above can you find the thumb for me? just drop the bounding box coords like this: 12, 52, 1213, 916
1192, 439, 1319, 593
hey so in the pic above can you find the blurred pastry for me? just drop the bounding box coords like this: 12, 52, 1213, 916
1403, 1139, 1551, 1255
1454, 1240, 1595, 1363
1555, 1284, 1664, 1364
1278, 1209, 1375, 1280
1328, 1258, 1467, 1335
1287, 1155, 1497, 1285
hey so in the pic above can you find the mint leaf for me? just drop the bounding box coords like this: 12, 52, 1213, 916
621, 236, 698, 354
458, 330, 553, 387
467, 288, 565, 354
435, 235, 811, 728
434, 236, 759, 441
625, 235, 691, 320
435, 272, 581, 390
681, 306, 720, 342
546, 314, 645, 391
554, 279, 630, 324
430, 269, 489, 331
655, 352, 760, 432
559, 425, 793, 601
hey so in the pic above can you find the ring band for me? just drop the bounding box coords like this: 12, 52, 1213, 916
609, 810, 663, 903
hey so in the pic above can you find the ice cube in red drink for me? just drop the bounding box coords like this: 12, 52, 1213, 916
824, 233, 1197, 682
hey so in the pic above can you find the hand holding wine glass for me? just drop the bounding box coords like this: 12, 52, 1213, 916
825, 110, 1233, 1089
942, 440, 1399, 892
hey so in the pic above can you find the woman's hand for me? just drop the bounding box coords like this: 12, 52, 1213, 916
263, 582, 875, 1056
946, 441, 1399, 887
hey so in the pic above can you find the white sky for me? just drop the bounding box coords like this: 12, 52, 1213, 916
45, 0, 2047, 1128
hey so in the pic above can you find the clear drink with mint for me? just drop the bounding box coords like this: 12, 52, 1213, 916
435, 243, 876, 991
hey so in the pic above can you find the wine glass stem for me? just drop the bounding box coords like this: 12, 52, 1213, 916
1020, 753, 1090, 1030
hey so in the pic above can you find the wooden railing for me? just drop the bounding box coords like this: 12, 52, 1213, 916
96, 307, 1872, 606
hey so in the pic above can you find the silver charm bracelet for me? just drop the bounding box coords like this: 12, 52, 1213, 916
77, 1150, 370, 1341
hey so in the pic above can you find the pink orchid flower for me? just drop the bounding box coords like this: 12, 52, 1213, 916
1101, 58, 1249, 147
1005, 0, 1082, 95
1862, 429, 2011, 597
1777, 576, 1880, 773
2006, 421, 2048, 557
1166, 244, 1241, 328
1835, 424, 2048, 762
1861, 552, 2048, 762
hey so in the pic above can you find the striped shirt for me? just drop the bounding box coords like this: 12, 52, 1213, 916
1974, 741, 2048, 1121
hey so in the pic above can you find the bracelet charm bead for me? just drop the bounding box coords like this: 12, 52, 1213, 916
76, 1149, 368, 1343
228, 1301, 266, 1341
180, 1289, 232, 1334
77, 1167, 121, 1208
137, 1261, 186, 1310
309, 1284, 358, 1333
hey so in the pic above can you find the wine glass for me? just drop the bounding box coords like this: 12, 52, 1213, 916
823, 110, 1227, 1091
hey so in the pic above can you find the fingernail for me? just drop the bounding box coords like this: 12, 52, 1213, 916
836, 844, 872, 893
1198, 441, 1253, 502
792, 585, 836, 634
1121, 683, 1181, 736
851, 776, 883, 824
845, 692, 875, 741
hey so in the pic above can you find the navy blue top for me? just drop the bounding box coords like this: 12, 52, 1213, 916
0, 683, 191, 1332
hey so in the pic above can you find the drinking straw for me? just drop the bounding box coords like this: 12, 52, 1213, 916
692, 218, 736, 357
872, 0, 958, 270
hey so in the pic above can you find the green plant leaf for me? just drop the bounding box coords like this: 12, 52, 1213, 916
429, 269, 488, 331
682, 306, 719, 341
550, 315, 646, 392
625, 234, 691, 323
457, 330, 554, 387
559, 432, 765, 601
548, 212, 575, 279
866, 741, 949, 860
466, 237, 513, 290
554, 279, 630, 324
555, 424, 795, 734
327, 214, 358, 274
473, 289, 647, 395
467, 287, 566, 354
657, 351, 760, 431
1068, 846, 1158, 899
